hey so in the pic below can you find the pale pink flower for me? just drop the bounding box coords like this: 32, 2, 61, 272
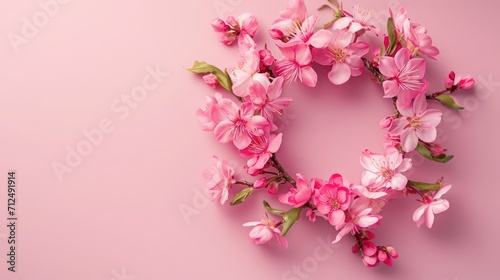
379, 116, 394, 129
389, 93, 442, 152
211, 13, 258, 45
312, 30, 369, 85
196, 93, 226, 131
203, 156, 236, 205
279, 173, 313, 207
315, 174, 351, 227
269, 0, 307, 41
274, 43, 318, 87
360, 146, 412, 190
390, 7, 439, 59
240, 133, 283, 174
230, 47, 269, 97
332, 199, 381, 243
413, 184, 451, 228
202, 73, 218, 88
243, 214, 288, 248
379, 48, 427, 105
445, 71, 475, 90
351, 184, 388, 213
272, 15, 332, 49
214, 101, 269, 149
333, 4, 379, 34
248, 76, 293, 123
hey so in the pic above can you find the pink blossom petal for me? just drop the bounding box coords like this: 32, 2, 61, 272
434, 184, 452, 199
419, 109, 442, 127
401, 128, 418, 152
299, 66, 318, 87
379, 57, 398, 78
357, 215, 379, 227
234, 133, 252, 149
328, 63, 351, 85
416, 127, 437, 143
214, 120, 235, 143
412, 93, 428, 113
312, 48, 333, 65
382, 80, 400, 98
388, 118, 408, 136
294, 43, 313, 65
267, 133, 283, 153
308, 29, 333, 49
412, 204, 427, 222
389, 173, 407, 190
394, 48, 410, 70
431, 200, 449, 214
329, 210, 345, 226
425, 208, 434, 228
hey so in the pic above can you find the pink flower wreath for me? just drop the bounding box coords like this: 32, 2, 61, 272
189, 0, 474, 267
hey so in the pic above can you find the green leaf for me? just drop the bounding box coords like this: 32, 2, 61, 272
409, 180, 440, 192
434, 94, 464, 110
416, 143, 433, 161
230, 187, 253, 206
431, 153, 454, 163
187, 61, 233, 93
416, 143, 454, 163
281, 207, 302, 236
387, 17, 397, 55
263, 201, 286, 215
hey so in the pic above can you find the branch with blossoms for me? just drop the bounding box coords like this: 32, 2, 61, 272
189, 0, 474, 268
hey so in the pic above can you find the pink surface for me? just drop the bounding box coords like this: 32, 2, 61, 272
1, 0, 499, 279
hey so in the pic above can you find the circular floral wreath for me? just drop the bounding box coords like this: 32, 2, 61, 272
189, 0, 474, 267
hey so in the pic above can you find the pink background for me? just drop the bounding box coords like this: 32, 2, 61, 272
1, 0, 499, 279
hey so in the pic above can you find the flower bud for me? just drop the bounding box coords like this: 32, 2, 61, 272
202, 73, 218, 88
253, 177, 268, 189
211, 18, 229, 32
385, 246, 398, 258
379, 116, 394, 129
267, 181, 279, 195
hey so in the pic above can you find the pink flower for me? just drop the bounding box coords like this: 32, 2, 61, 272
379, 48, 427, 105
274, 43, 318, 87
214, 100, 269, 149
413, 184, 451, 228
279, 173, 314, 207
253, 178, 267, 189
390, 7, 439, 59
248, 76, 293, 123
211, 13, 258, 45
351, 184, 388, 213
243, 214, 288, 248
202, 73, 218, 88
333, 4, 379, 34
379, 116, 394, 129
388, 93, 442, 152
269, 0, 307, 41
272, 15, 333, 49
230, 47, 269, 97
203, 156, 236, 205
312, 30, 369, 85
445, 71, 475, 90
240, 133, 283, 174
360, 146, 412, 190
195, 93, 226, 131
333, 199, 382, 243
315, 174, 351, 226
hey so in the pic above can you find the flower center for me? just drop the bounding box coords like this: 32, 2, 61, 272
332, 200, 340, 209
331, 48, 347, 63
408, 117, 421, 128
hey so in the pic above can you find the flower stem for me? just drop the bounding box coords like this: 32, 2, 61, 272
235, 181, 254, 187
362, 58, 385, 83
270, 154, 296, 187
